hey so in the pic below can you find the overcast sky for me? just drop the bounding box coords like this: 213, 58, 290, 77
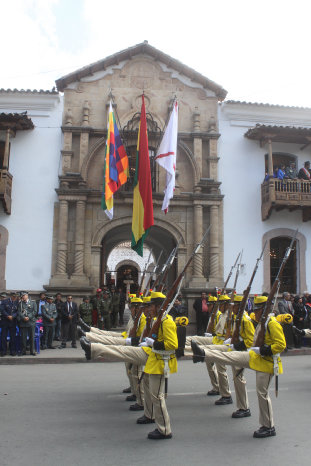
1, 0, 310, 107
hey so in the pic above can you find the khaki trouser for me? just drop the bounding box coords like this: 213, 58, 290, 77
86, 332, 125, 345
203, 348, 274, 427
304, 329, 311, 337
185, 336, 220, 392
90, 327, 122, 337
91, 344, 172, 435
130, 364, 144, 406
125, 362, 135, 394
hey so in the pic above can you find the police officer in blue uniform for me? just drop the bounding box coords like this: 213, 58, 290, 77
1, 291, 19, 356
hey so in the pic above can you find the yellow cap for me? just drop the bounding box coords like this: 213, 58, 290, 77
131, 297, 143, 303
150, 291, 166, 300
276, 313, 293, 324
254, 296, 268, 306
143, 296, 151, 303
208, 296, 217, 302
249, 312, 256, 320
219, 295, 230, 301
233, 295, 243, 302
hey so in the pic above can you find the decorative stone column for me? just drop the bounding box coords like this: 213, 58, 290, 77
189, 202, 206, 287
62, 108, 73, 173
72, 199, 87, 282
56, 199, 69, 276
3, 129, 12, 169
267, 139, 273, 177
209, 204, 220, 286
193, 108, 202, 179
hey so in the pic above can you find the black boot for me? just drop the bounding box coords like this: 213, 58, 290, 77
292, 326, 305, 337
253, 426, 276, 438
77, 326, 86, 338
79, 318, 91, 332
80, 336, 91, 360
191, 340, 205, 363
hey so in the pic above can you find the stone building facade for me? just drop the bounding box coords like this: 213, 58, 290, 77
46, 42, 227, 308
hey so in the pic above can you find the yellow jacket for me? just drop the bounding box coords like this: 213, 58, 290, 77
249, 315, 286, 374
233, 312, 255, 349
122, 314, 146, 339
143, 315, 178, 375
212, 311, 227, 345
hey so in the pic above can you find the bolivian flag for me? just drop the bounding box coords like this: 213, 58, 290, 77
131, 95, 154, 256
101, 102, 129, 219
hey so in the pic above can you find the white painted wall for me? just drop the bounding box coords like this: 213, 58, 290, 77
218, 102, 311, 294
0, 92, 63, 290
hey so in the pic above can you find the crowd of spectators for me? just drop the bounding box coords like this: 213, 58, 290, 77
0, 286, 126, 357
264, 160, 311, 181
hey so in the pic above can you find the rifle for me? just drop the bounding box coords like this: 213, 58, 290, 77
231, 241, 267, 345
137, 248, 153, 296
156, 237, 182, 292
144, 250, 163, 296
225, 250, 243, 339
254, 230, 298, 347
206, 251, 241, 334
148, 225, 211, 340
128, 305, 144, 338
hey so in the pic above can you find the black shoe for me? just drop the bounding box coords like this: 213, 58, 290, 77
10, 353, 16, 356
0, 353, 6, 357
232, 409, 251, 418
79, 318, 91, 332
129, 403, 144, 411
77, 326, 86, 338
147, 428, 172, 440
48, 346, 56, 349
30, 353, 36, 356
71, 344, 77, 348
292, 326, 305, 337
215, 396, 233, 405
191, 340, 205, 363
41, 347, 46, 350
253, 426, 276, 438
137, 415, 155, 424
122, 387, 131, 394
207, 389, 220, 396
80, 337, 91, 360
126, 394, 136, 402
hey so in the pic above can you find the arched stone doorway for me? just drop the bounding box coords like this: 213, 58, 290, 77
99, 222, 178, 292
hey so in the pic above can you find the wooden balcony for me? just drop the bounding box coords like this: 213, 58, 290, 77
261, 178, 311, 221
0, 169, 13, 214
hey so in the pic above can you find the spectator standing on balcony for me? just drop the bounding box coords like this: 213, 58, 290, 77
285, 162, 298, 179
274, 165, 286, 180
298, 161, 311, 180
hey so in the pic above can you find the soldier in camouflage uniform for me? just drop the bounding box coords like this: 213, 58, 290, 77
90, 289, 103, 328
42, 295, 57, 349
110, 286, 120, 328
79, 296, 93, 327
98, 290, 111, 330
17, 292, 38, 356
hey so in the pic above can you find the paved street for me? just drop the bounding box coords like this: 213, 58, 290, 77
0, 356, 310, 466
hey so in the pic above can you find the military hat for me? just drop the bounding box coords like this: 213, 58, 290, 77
0, 291, 7, 298
131, 297, 143, 304
96, 288, 102, 293
83, 295, 90, 301
233, 295, 243, 302
20, 291, 29, 297
253, 295, 268, 309
9, 291, 18, 296
46, 295, 54, 300
219, 294, 231, 301
208, 295, 217, 302
143, 296, 151, 303
150, 291, 166, 304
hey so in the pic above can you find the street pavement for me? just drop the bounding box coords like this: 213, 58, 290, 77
0, 355, 311, 466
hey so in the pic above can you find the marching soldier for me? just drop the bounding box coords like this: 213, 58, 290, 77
17, 291, 38, 356
192, 295, 286, 438
41, 295, 57, 349
80, 291, 178, 440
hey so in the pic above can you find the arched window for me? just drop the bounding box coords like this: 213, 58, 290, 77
270, 237, 297, 293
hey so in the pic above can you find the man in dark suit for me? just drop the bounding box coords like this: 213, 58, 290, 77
193, 292, 209, 336
60, 295, 78, 349
1, 291, 19, 356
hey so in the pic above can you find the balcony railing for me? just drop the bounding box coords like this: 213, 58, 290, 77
0, 169, 12, 214
261, 178, 311, 221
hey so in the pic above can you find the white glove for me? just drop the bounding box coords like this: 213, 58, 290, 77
224, 338, 231, 345
125, 338, 132, 346
204, 333, 212, 337
139, 341, 147, 347
228, 344, 234, 350
145, 337, 155, 347
249, 346, 260, 354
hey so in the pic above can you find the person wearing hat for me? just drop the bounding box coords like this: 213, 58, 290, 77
109, 285, 120, 328
79, 296, 93, 328
90, 289, 103, 328
191, 295, 286, 438
98, 290, 112, 331
80, 291, 178, 440
17, 292, 38, 356
41, 296, 57, 349
60, 295, 79, 349
1, 291, 19, 356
